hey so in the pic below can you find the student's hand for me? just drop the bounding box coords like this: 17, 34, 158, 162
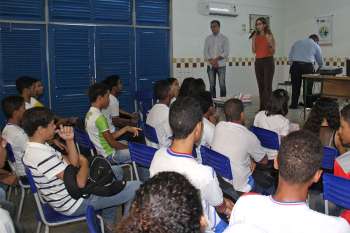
250, 160, 257, 172
126, 126, 142, 137
52, 138, 67, 151
223, 198, 234, 218
0, 137, 7, 149
57, 125, 75, 141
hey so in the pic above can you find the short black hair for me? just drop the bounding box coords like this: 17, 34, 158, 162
178, 77, 195, 97
188, 79, 206, 97
154, 79, 171, 101
15, 76, 36, 94
102, 75, 121, 91
169, 97, 203, 139
1, 96, 24, 119
87, 83, 109, 103
266, 89, 289, 116
22, 107, 55, 137
195, 91, 213, 114
309, 34, 319, 42
211, 20, 220, 27
224, 98, 244, 122
278, 130, 323, 184
341, 104, 350, 124
117, 172, 203, 233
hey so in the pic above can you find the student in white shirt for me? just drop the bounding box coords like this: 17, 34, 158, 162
228, 130, 350, 233
254, 89, 290, 160
1, 96, 27, 178
211, 98, 269, 194
150, 97, 234, 232
85, 83, 140, 165
22, 107, 140, 231
195, 91, 216, 162
117, 172, 208, 233
146, 80, 173, 148
102, 75, 139, 132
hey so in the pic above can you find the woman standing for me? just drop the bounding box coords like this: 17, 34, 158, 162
252, 17, 276, 110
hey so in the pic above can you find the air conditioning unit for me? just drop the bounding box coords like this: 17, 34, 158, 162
198, 0, 238, 17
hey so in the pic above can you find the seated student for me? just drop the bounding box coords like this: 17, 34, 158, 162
102, 75, 139, 131
22, 107, 140, 231
253, 89, 290, 160
15, 76, 43, 109
150, 97, 234, 232
31, 78, 45, 107
146, 80, 173, 148
168, 78, 180, 104
188, 78, 206, 97
227, 130, 350, 233
1, 96, 27, 179
178, 77, 195, 98
304, 98, 340, 147
117, 171, 207, 233
85, 83, 140, 164
195, 91, 216, 162
211, 98, 269, 194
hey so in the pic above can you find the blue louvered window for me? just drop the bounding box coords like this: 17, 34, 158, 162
136, 28, 170, 90
95, 27, 134, 112
49, 25, 94, 118
0, 23, 47, 99
0, 0, 44, 21
94, 0, 132, 24
136, 0, 169, 26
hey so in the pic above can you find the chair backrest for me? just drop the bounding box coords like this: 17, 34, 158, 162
86, 205, 102, 233
144, 124, 159, 144
135, 90, 154, 122
200, 146, 233, 180
322, 146, 339, 170
25, 167, 38, 194
5, 143, 16, 164
129, 142, 157, 168
323, 173, 350, 209
250, 126, 280, 150
74, 127, 96, 155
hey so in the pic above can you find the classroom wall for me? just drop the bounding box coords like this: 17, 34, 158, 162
172, 0, 288, 97
284, 0, 350, 70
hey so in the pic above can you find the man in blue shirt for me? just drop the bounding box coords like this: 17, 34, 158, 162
288, 34, 323, 108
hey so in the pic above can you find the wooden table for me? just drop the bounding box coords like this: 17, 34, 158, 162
302, 74, 350, 119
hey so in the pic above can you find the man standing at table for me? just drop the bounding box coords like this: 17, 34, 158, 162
204, 20, 229, 98
288, 34, 323, 109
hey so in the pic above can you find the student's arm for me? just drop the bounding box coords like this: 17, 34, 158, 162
0, 138, 7, 169
249, 133, 269, 164
57, 125, 88, 188
251, 34, 256, 54
112, 126, 141, 139
266, 33, 276, 55
102, 131, 128, 150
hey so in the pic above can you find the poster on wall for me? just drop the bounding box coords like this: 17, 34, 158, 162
249, 14, 270, 33
316, 15, 333, 45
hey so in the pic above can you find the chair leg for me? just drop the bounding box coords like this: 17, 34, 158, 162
36, 222, 42, 233
132, 162, 140, 181
129, 164, 134, 180
16, 187, 25, 222
7, 186, 13, 201
325, 200, 329, 215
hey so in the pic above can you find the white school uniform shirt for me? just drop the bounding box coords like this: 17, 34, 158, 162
253, 111, 290, 160
197, 117, 215, 162
23, 142, 83, 215
211, 121, 266, 192
228, 194, 350, 233
150, 148, 223, 232
146, 103, 172, 148
102, 94, 120, 133
0, 208, 15, 233
2, 124, 28, 176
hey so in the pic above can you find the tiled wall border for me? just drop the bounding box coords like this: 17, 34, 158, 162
173, 57, 347, 68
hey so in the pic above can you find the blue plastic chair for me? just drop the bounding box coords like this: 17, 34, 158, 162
24, 167, 86, 233
135, 90, 154, 123
5, 143, 30, 222
322, 146, 339, 171
250, 126, 280, 150
200, 146, 233, 180
144, 124, 159, 145
323, 173, 350, 215
73, 127, 133, 180
128, 142, 157, 180
86, 205, 104, 233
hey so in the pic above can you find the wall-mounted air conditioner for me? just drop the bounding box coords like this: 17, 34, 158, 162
198, 0, 238, 17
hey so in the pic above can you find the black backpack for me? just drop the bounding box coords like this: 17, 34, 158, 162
64, 155, 126, 199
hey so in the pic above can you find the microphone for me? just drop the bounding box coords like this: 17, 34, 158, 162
249, 30, 256, 39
